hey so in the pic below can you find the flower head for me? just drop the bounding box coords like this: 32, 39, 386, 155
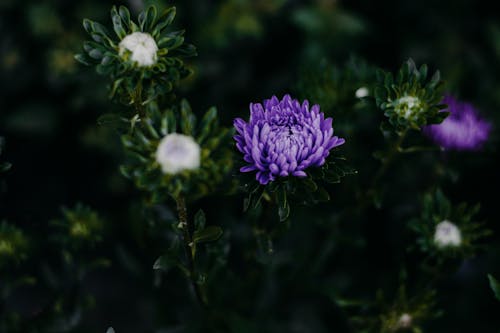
234, 95, 345, 185
423, 95, 491, 150
355, 87, 369, 98
119, 32, 158, 67
76, 5, 196, 102
156, 133, 201, 174
392, 95, 424, 121
51, 203, 104, 248
0, 221, 28, 268
409, 189, 490, 259
375, 59, 446, 131
396, 313, 413, 329
434, 220, 462, 248
121, 101, 233, 200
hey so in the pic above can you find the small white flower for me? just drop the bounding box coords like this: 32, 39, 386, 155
156, 133, 201, 174
393, 95, 424, 120
397, 313, 412, 329
119, 32, 158, 67
355, 87, 369, 98
434, 220, 462, 248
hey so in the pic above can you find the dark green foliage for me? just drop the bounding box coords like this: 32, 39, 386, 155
296, 57, 377, 114
1, 0, 499, 332
241, 156, 356, 222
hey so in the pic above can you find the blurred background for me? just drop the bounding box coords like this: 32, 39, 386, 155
1, 0, 499, 332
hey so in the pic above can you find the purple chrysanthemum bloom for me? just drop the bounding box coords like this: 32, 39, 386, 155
423, 95, 491, 151
234, 94, 345, 185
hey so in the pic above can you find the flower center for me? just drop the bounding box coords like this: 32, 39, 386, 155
70, 221, 90, 238
0, 240, 14, 255
392, 95, 423, 120
156, 133, 201, 174
119, 32, 158, 67
434, 220, 462, 248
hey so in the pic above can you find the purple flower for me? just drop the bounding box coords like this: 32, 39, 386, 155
234, 95, 345, 185
423, 95, 491, 151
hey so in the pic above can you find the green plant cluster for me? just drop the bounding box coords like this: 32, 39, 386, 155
120, 100, 234, 202
0, 221, 28, 269
242, 157, 356, 222
375, 59, 448, 131
1, 0, 498, 332
75, 5, 196, 105
409, 189, 491, 260
50, 203, 105, 249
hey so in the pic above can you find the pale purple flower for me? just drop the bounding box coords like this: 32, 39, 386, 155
234, 94, 345, 185
423, 95, 491, 150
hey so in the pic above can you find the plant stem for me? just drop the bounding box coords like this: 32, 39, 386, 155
370, 129, 408, 192
175, 194, 207, 307
132, 76, 145, 116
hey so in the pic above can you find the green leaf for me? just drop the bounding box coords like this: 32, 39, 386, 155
0, 162, 12, 173
315, 186, 330, 202
97, 113, 129, 130
161, 6, 177, 26
194, 209, 206, 231
278, 203, 290, 222
488, 274, 500, 301
111, 6, 126, 39
109, 78, 124, 99
198, 107, 217, 143
277, 186, 290, 222
138, 10, 147, 31
152, 7, 176, 37
153, 238, 182, 272
145, 6, 158, 32
244, 184, 265, 211
74, 54, 90, 66
118, 6, 131, 29
193, 226, 223, 244
180, 100, 195, 135
89, 49, 104, 59
153, 255, 176, 271
82, 18, 93, 33
301, 177, 318, 192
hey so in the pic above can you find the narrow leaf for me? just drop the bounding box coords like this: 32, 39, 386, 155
488, 274, 500, 301
193, 226, 223, 244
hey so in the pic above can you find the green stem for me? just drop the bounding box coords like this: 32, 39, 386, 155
175, 194, 207, 307
397, 145, 440, 154
370, 129, 408, 193
132, 75, 145, 116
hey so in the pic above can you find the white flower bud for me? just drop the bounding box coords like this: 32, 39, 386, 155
434, 220, 462, 248
155, 133, 201, 174
355, 87, 369, 98
119, 32, 158, 67
397, 313, 412, 329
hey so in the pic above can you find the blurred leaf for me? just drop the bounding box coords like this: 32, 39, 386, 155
193, 226, 223, 244
488, 274, 500, 302
194, 209, 206, 231
0, 162, 12, 173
